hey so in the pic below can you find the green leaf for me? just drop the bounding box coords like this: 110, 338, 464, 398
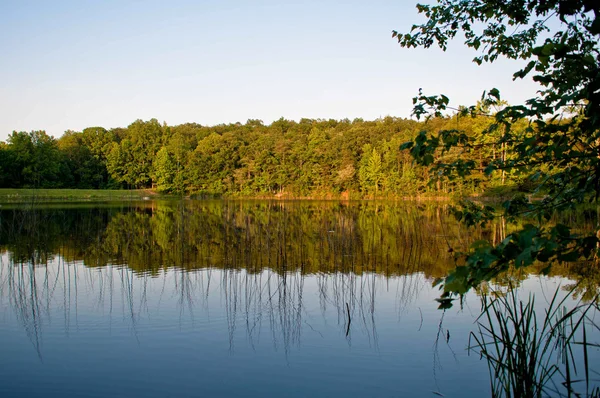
422, 154, 434, 165
558, 250, 580, 262
515, 247, 534, 268
554, 224, 570, 238
488, 88, 500, 100
400, 141, 414, 150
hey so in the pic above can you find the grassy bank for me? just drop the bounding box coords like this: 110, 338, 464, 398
0, 189, 166, 202
0, 187, 534, 203
0, 188, 453, 203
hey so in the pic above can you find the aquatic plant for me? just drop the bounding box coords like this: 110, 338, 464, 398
470, 286, 600, 397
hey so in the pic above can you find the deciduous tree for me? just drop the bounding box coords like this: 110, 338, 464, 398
394, 0, 600, 305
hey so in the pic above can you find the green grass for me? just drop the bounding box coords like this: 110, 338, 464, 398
0, 188, 168, 202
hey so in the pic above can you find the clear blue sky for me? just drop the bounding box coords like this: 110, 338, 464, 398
0, 0, 540, 141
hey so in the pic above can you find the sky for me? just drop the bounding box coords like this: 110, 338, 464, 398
0, 0, 541, 141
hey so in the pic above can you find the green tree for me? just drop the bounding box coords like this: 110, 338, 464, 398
4, 132, 32, 187
153, 146, 177, 193
395, 1, 600, 304
106, 140, 134, 187
58, 131, 107, 188
81, 127, 115, 160
359, 145, 383, 195
187, 131, 241, 195
105, 119, 165, 188
7, 131, 63, 187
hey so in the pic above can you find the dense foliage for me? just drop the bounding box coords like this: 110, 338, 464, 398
394, 0, 600, 305
2, 115, 530, 198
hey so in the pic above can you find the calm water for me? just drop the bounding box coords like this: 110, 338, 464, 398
0, 201, 596, 397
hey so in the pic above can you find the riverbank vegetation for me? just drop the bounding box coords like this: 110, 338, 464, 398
0, 188, 162, 202
0, 113, 532, 199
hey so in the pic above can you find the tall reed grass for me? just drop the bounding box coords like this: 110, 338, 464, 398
470, 286, 600, 397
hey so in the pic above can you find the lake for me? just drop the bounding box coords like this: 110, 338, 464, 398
0, 200, 597, 397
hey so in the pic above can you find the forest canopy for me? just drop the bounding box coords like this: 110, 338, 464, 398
1, 114, 535, 198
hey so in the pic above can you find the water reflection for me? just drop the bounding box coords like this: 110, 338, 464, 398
1, 201, 597, 279
0, 201, 507, 274
2, 259, 431, 357
0, 201, 597, 397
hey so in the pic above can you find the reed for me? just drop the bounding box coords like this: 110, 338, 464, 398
469, 286, 600, 397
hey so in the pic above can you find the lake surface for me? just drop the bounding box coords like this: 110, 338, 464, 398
0, 200, 597, 397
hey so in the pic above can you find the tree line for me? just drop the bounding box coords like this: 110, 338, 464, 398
0, 113, 529, 197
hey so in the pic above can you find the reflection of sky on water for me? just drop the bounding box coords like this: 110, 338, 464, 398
0, 255, 594, 398
0, 201, 597, 397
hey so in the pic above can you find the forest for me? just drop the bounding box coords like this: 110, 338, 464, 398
0, 111, 528, 198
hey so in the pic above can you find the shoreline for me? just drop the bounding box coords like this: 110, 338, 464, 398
0, 188, 521, 203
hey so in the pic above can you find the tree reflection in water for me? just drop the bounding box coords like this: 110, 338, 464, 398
0, 200, 597, 359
